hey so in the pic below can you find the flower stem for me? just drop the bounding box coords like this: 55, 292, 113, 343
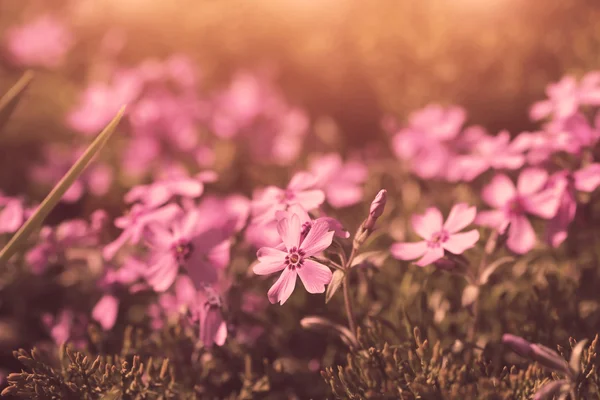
342, 275, 357, 335
343, 247, 358, 335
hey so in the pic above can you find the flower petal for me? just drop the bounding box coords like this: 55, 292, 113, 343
517, 168, 549, 196
415, 247, 444, 267
507, 215, 536, 254
481, 174, 516, 208
146, 254, 179, 292
254, 247, 287, 275
443, 230, 480, 254
574, 163, 600, 192
443, 203, 477, 233
475, 210, 507, 230
390, 241, 428, 260
287, 172, 318, 191
297, 259, 333, 294
299, 220, 334, 256
412, 208, 443, 239
92, 294, 119, 331
277, 214, 301, 251
293, 189, 326, 210
267, 268, 297, 305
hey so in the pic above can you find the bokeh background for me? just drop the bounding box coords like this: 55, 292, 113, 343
1, 0, 600, 198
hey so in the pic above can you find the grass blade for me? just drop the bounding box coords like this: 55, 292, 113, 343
0, 107, 125, 264
0, 71, 34, 132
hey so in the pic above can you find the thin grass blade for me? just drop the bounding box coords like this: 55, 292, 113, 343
0, 71, 34, 132
0, 107, 125, 264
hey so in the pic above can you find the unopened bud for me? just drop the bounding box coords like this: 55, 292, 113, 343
354, 190, 387, 249
502, 334, 533, 358
365, 190, 387, 230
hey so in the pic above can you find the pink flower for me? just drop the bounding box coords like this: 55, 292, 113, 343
124, 171, 217, 209
476, 168, 563, 254
92, 294, 120, 331
309, 153, 368, 208
0, 197, 25, 234
42, 310, 87, 348
530, 73, 600, 122
391, 204, 479, 266
145, 209, 230, 292
275, 204, 349, 240
67, 69, 142, 135
449, 130, 525, 181
103, 203, 182, 260
251, 172, 325, 225
253, 214, 334, 305
190, 286, 228, 347
4, 15, 73, 68
545, 164, 600, 247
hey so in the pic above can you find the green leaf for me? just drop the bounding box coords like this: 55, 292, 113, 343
0, 71, 34, 132
325, 269, 345, 303
0, 108, 125, 264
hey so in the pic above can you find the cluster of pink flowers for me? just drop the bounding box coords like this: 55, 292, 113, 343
390, 73, 600, 257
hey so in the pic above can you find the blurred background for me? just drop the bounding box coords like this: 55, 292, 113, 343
1, 0, 600, 194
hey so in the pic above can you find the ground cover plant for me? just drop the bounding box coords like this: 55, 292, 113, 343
1, 1, 600, 399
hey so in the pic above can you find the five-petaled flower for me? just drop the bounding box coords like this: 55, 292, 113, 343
253, 214, 334, 305
390, 203, 480, 266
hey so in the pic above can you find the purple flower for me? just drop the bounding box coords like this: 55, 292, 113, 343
309, 153, 368, 208
4, 15, 73, 68
391, 203, 479, 266
476, 168, 563, 254
253, 214, 334, 305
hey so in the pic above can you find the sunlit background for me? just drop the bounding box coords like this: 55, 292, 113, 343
1, 0, 600, 197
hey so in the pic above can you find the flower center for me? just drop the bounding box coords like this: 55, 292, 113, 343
172, 239, 194, 263
428, 230, 449, 248
285, 246, 306, 270
507, 197, 525, 216
279, 189, 295, 203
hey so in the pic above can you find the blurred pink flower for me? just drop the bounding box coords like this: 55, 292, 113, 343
42, 310, 87, 348
275, 204, 349, 240
103, 203, 182, 260
0, 197, 25, 234
309, 153, 368, 208
67, 69, 142, 135
476, 168, 563, 254
125, 171, 216, 209
92, 294, 120, 331
391, 204, 479, 266
530, 73, 600, 122
190, 286, 228, 347
251, 172, 325, 225
253, 214, 334, 305
449, 130, 525, 181
4, 15, 73, 68
145, 208, 230, 292
545, 164, 600, 247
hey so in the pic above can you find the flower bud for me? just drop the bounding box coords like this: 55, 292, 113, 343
502, 334, 533, 358
353, 189, 387, 249
365, 190, 387, 231
530, 344, 571, 375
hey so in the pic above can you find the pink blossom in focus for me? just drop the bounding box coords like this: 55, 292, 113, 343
4, 15, 73, 68
309, 153, 368, 208
391, 204, 479, 266
253, 214, 334, 305
476, 168, 563, 254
